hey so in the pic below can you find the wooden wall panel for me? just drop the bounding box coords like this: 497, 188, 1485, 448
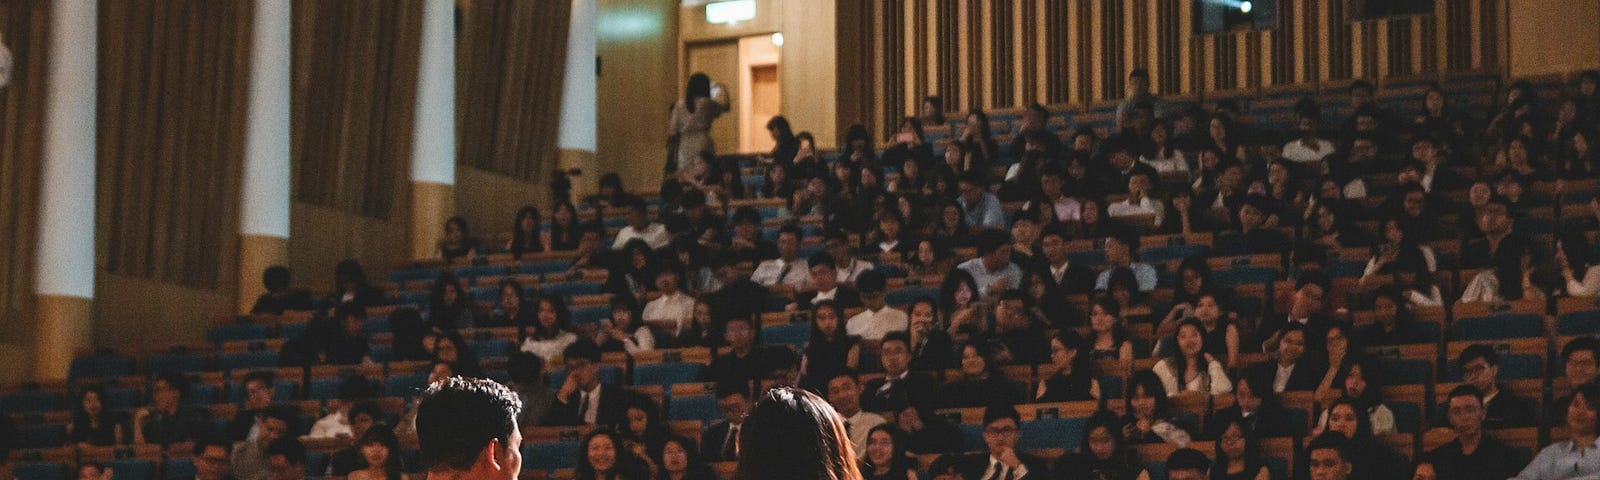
456, 0, 571, 182
291, 0, 420, 220
0, 0, 49, 343
842, 0, 1509, 137
97, 0, 250, 289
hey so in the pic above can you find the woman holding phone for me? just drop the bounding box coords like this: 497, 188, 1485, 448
669, 73, 729, 180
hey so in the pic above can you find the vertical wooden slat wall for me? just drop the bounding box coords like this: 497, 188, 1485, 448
456, 0, 572, 182
291, 0, 422, 220
96, 0, 250, 288
0, 0, 48, 331
849, 0, 1507, 138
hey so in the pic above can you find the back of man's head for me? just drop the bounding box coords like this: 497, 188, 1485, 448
417, 377, 524, 473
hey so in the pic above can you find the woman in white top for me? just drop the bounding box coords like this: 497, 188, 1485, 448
596, 297, 654, 355
1313, 359, 1396, 436
1559, 231, 1600, 297
668, 73, 728, 178
1361, 218, 1437, 277
519, 296, 578, 362
1139, 121, 1189, 173
1151, 319, 1233, 396
1459, 243, 1542, 304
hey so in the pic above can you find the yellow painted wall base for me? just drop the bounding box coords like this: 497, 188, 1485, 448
411, 181, 456, 260
237, 234, 290, 315
457, 167, 547, 247
558, 148, 599, 200
34, 294, 92, 382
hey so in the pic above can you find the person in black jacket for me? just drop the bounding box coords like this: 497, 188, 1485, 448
1249, 324, 1327, 394
250, 266, 311, 316
547, 340, 641, 428
701, 383, 751, 463
953, 404, 1049, 480
1452, 344, 1537, 428
861, 332, 938, 413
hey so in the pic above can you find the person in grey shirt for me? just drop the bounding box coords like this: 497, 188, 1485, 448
959, 230, 1023, 298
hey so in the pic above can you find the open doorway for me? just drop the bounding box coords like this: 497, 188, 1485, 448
738, 34, 781, 153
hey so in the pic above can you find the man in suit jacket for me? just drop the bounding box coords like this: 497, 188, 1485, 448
793, 253, 862, 310
1249, 324, 1326, 393
701, 383, 751, 462
1032, 226, 1094, 328
956, 405, 1049, 480
547, 340, 636, 428
1256, 271, 1335, 354
861, 332, 938, 413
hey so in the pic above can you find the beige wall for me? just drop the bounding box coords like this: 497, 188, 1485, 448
597, 0, 680, 195
288, 201, 412, 299
456, 166, 547, 247
1508, 0, 1600, 78
93, 274, 233, 349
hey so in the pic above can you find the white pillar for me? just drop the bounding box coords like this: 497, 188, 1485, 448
411, 0, 456, 186
410, 0, 456, 259
238, 0, 292, 313
558, 0, 598, 197
34, 0, 96, 380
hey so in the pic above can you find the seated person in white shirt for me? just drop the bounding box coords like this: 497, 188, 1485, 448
1281, 109, 1338, 165
306, 376, 377, 439
750, 224, 812, 292
958, 230, 1024, 298
611, 197, 671, 250
824, 230, 876, 286
601, 295, 657, 354
1106, 171, 1165, 228
1094, 231, 1158, 292
846, 271, 906, 341
643, 266, 696, 338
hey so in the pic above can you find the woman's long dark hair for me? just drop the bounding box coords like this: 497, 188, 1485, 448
685, 73, 711, 114
550, 200, 582, 249
1125, 370, 1170, 419
651, 434, 716, 480
1169, 319, 1212, 394
858, 424, 917, 479
1078, 411, 1140, 471
1209, 416, 1265, 480
579, 428, 647, 480
1492, 242, 1528, 301
735, 387, 863, 480
511, 205, 544, 257
769, 115, 798, 145
427, 272, 470, 327
357, 427, 405, 480
937, 269, 980, 315
524, 295, 574, 341
70, 386, 116, 442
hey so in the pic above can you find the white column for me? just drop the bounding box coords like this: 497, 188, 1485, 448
35, 0, 96, 300
411, 0, 456, 186
410, 0, 456, 259
34, 0, 96, 381
238, 0, 292, 313
558, 0, 598, 197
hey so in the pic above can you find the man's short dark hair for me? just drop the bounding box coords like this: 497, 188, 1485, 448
1040, 223, 1071, 242
416, 377, 524, 472
562, 339, 603, 364
778, 224, 803, 240
1129, 68, 1150, 81
1564, 337, 1600, 364
1447, 384, 1484, 404
194, 437, 233, 456
156, 372, 191, 400
349, 401, 384, 423
262, 405, 298, 425
265, 436, 307, 465
977, 229, 1010, 255
734, 206, 763, 226
334, 301, 366, 322
338, 376, 375, 402
1109, 230, 1140, 252
1295, 270, 1331, 294
808, 253, 836, 271
856, 270, 886, 293
507, 352, 545, 386
982, 403, 1020, 427
716, 381, 750, 400
1165, 447, 1210, 472
242, 370, 275, 390
959, 170, 987, 187
1306, 432, 1350, 461
882, 331, 911, 350
263, 266, 291, 292
1458, 344, 1499, 367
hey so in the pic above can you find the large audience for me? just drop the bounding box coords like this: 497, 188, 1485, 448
5, 69, 1600, 480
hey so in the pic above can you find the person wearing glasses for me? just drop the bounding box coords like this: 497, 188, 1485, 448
193, 439, 239, 480
954, 404, 1047, 480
